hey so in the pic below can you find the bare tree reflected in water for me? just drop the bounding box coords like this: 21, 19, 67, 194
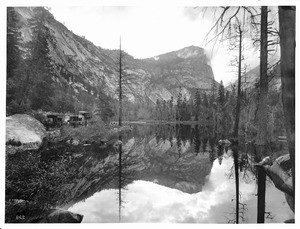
114, 132, 141, 222
118, 134, 123, 222
233, 142, 240, 223
224, 143, 249, 224
217, 144, 224, 165
254, 145, 267, 223
193, 125, 201, 154
224, 193, 248, 223
223, 140, 281, 223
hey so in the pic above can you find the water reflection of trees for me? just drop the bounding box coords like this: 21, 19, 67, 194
224, 194, 248, 223
223, 140, 282, 223
130, 124, 291, 223
193, 125, 201, 154
147, 124, 218, 157
130, 124, 283, 223
116, 134, 141, 222
149, 124, 252, 223
127, 124, 216, 195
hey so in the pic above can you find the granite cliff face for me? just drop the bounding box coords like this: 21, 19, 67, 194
143, 46, 215, 102
14, 7, 216, 107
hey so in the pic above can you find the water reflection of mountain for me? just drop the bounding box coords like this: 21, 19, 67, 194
59, 145, 124, 209
61, 124, 216, 209
58, 141, 139, 209
128, 137, 213, 194
122, 124, 217, 194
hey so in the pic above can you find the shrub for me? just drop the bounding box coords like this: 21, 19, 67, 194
28, 111, 47, 126
6, 100, 30, 116
6, 139, 22, 146
60, 119, 108, 142
5, 147, 78, 222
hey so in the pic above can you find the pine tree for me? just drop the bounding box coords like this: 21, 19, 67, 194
203, 93, 209, 108
6, 7, 27, 114
189, 99, 194, 121
162, 100, 167, 120
176, 88, 183, 120
27, 7, 56, 110
7, 8, 22, 80
194, 89, 201, 121
211, 78, 216, 100
156, 99, 161, 120
181, 97, 187, 120
101, 102, 115, 122
218, 80, 226, 106
225, 90, 230, 102
169, 96, 174, 121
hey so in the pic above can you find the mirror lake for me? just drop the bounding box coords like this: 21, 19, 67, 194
56, 124, 294, 223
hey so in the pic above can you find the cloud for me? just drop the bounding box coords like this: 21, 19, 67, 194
68, 155, 254, 223
182, 7, 203, 21
68, 149, 294, 223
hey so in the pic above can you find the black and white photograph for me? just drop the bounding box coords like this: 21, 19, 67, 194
2, 0, 297, 225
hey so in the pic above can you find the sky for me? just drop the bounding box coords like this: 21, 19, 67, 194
48, 5, 264, 86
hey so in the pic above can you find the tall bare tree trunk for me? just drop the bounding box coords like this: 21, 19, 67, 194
254, 6, 268, 223
278, 6, 295, 201
233, 27, 243, 137
118, 135, 122, 222
254, 8, 269, 218
118, 38, 123, 221
256, 146, 266, 223
233, 151, 239, 224
256, 6, 268, 146
118, 38, 123, 127
232, 25, 243, 224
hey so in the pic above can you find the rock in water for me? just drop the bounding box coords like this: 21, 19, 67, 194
256, 154, 294, 212
284, 219, 295, 223
38, 209, 83, 223
285, 192, 295, 213
6, 114, 46, 150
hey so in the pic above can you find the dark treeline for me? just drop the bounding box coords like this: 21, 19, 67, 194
153, 81, 241, 139
7, 7, 70, 114
154, 82, 229, 122
153, 76, 284, 143
142, 124, 220, 162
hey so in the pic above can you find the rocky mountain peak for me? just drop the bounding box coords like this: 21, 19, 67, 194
174, 45, 204, 59
149, 45, 206, 62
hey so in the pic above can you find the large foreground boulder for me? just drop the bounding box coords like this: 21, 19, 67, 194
6, 114, 46, 150
38, 209, 83, 223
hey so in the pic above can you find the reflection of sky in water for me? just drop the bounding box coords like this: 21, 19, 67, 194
68, 153, 294, 223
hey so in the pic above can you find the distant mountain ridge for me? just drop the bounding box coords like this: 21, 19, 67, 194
227, 60, 281, 91
13, 7, 217, 110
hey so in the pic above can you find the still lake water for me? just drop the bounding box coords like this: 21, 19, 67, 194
66, 124, 293, 223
